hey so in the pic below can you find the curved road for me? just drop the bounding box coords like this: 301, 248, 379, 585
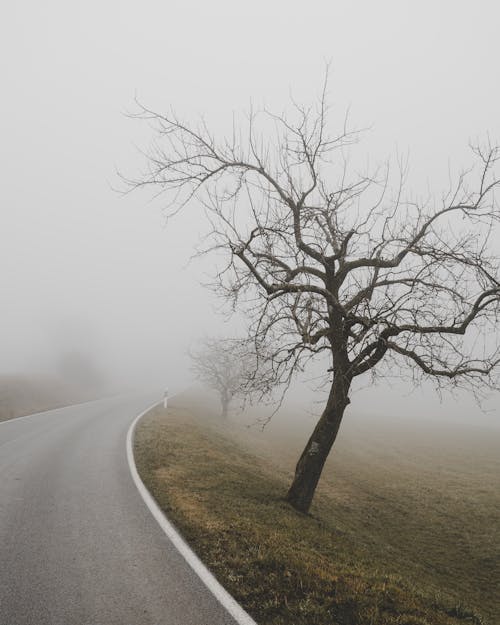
0, 395, 240, 625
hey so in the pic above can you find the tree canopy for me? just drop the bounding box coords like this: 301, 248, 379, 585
130, 82, 500, 511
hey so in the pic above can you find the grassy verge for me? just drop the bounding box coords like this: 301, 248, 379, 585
134, 399, 497, 625
0, 375, 93, 422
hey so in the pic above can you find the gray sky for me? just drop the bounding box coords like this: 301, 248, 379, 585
1, 1, 499, 417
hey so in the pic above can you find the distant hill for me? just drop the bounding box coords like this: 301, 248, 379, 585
0, 375, 95, 422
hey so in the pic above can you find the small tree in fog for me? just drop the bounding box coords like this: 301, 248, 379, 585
190, 338, 249, 418
129, 78, 500, 513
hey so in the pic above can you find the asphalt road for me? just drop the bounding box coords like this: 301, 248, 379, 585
0, 395, 240, 625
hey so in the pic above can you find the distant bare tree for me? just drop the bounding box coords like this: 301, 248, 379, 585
190, 338, 249, 418
128, 77, 500, 513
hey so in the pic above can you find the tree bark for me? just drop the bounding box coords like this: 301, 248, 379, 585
286, 374, 351, 513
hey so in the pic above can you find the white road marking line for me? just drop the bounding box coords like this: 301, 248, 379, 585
0, 411, 43, 427
0, 395, 118, 427
126, 401, 259, 625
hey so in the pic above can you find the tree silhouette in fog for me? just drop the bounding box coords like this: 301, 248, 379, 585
189, 337, 257, 418
130, 77, 500, 512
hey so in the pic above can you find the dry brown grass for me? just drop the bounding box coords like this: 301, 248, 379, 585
0, 375, 89, 422
134, 394, 499, 625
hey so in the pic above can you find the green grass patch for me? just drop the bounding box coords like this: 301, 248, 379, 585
134, 399, 497, 625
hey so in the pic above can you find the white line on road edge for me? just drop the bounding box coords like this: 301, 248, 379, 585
126, 402, 259, 625
0, 411, 46, 427
0, 395, 117, 428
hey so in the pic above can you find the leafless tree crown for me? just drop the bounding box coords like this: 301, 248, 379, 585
129, 83, 500, 401
190, 338, 244, 396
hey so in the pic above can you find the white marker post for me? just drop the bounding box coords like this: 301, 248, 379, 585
163, 388, 168, 410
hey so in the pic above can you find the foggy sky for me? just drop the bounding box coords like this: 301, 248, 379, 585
1, 1, 499, 419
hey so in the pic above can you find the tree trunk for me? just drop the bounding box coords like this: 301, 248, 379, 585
220, 393, 229, 419
286, 375, 351, 513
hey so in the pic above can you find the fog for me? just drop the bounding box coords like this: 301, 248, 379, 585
1, 1, 499, 423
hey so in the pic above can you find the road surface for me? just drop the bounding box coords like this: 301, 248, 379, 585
0, 395, 241, 625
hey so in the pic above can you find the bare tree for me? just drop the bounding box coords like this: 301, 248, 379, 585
190, 338, 249, 418
128, 79, 500, 513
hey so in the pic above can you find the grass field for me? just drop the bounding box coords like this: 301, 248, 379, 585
134, 393, 499, 625
0, 375, 75, 422
0, 375, 102, 422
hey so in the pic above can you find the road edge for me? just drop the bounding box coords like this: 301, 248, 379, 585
126, 402, 259, 625
0, 395, 119, 427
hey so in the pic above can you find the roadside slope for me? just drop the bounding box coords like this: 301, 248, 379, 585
134, 399, 497, 625
0, 375, 93, 422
